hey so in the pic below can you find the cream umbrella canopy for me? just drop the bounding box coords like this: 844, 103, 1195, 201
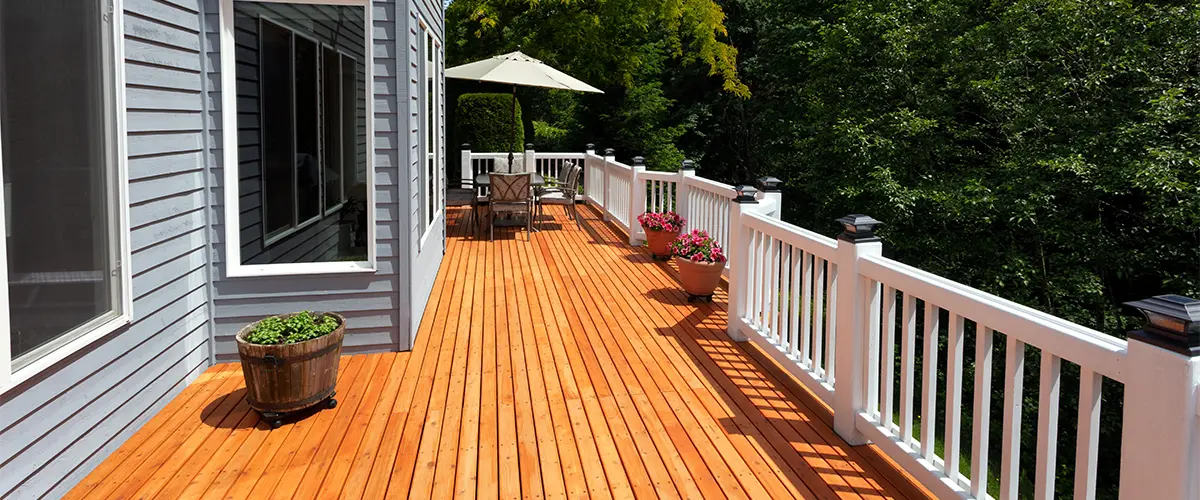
446, 51, 603, 164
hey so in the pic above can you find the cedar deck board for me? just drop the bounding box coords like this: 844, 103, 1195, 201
67, 206, 932, 500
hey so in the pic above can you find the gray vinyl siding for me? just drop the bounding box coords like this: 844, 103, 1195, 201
0, 0, 214, 497
406, 0, 445, 340
205, 0, 408, 359
0, 0, 441, 496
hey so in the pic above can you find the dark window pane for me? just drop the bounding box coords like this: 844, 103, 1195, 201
322, 47, 342, 210
342, 54, 358, 203
294, 36, 321, 223
236, 3, 367, 264
0, 0, 116, 361
260, 20, 293, 236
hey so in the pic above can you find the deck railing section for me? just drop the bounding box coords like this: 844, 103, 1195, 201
462, 145, 1200, 500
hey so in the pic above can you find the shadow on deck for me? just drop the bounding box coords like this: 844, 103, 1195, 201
65, 205, 932, 499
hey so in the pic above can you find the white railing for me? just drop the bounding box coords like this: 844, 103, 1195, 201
604, 158, 635, 232
583, 152, 606, 206
642, 170, 679, 214
534, 152, 586, 182
738, 211, 840, 402
685, 175, 736, 254
459, 146, 1200, 500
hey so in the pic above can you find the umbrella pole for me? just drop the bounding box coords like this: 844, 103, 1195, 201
509, 85, 517, 166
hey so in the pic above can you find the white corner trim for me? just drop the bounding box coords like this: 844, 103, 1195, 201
219, 0, 377, 278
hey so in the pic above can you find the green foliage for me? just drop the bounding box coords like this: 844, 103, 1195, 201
456, 93, 525, 152
451, 0, 1199, 496
533, 121, 569, 152
244, 311, 341, 345
446, 0, 746, 170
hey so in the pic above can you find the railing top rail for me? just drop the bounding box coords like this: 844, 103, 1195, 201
470, 152, 520, 160
640, 170, 679, 181
859, 253, 1129, 382
536, 153, 587, 159
607, 160, 633, 173
742, 210, 837, 261
685, 175, 737, 198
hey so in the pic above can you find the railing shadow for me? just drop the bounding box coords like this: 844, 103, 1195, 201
638, 263, 929, 499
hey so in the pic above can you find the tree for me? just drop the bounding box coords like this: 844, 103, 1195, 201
445, 0, 749, 170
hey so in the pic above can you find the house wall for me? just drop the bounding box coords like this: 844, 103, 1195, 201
0, 0, 214, 497
407, 0, 445, 340
204, 0, 417, 360
0, 0, 443, 497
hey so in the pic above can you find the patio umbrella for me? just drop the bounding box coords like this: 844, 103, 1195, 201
446, 51, 604, 166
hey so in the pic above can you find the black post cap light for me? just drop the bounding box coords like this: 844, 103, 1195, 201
757, 176, 783, 192
836, 214, 883, 243
586, 143, 595, 150
461, 143, 471, 150
1124, 295, 1200, 356
680, 160, 696, 172
733, 185, 759, 203
632, 156, 646, 167
605, 148, 615, 156
525, 143, 534, 150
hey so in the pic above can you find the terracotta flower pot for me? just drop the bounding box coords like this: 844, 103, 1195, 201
645, 229, 681, 259
675, 257, 724, 298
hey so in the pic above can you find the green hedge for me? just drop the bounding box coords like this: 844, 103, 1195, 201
456, 93, 524, 152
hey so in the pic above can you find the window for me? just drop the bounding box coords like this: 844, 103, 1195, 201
0, 0, 132, 387
222, 0, 374, 276
418, 21, 442, 243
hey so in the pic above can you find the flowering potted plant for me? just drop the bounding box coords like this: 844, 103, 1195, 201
669, 230, 727, 302
637, 211, 686, 260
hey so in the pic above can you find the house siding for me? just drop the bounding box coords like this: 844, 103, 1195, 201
0, 0, 214, 497
205, 0, 409, 359
407, 0, 445, 342
0, 0, 442, 496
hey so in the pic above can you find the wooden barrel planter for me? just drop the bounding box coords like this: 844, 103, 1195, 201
235, 312, 346, 428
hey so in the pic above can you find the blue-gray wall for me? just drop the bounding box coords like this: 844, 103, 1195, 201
0, 0, 214, 497
206, 0, 430, 360
406, 0, 445, 341
0, 0, 444, 497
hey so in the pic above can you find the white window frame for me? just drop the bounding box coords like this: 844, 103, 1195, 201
220, 0, 376, 278
0, 0, 134, 392
417, 18, 443, 251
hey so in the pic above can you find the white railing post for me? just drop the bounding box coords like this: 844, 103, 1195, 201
757, 176, 783, 219
677, 160, 694, 221
726, 186, 759, 342
524, 143, 536, 174
832, 214, 884, 446
460, 143, 473, 186
584, 143, 596, 204
1118, 296, 1200, 500
603, 148, 614, 222
630, 156, 647, 245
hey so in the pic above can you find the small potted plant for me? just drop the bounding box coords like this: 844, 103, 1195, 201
638, 211, 686, 260
236, 311, 346, 428
670, 230, 727, 302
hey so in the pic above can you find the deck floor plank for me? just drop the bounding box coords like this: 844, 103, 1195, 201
66, 206, 932, 500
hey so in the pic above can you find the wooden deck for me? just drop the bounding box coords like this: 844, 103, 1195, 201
66, 206, 930, 499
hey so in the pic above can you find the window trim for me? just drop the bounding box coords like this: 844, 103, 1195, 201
417, 19, 443, 251
221, 0, 376, 278
0, 0, 134, 393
